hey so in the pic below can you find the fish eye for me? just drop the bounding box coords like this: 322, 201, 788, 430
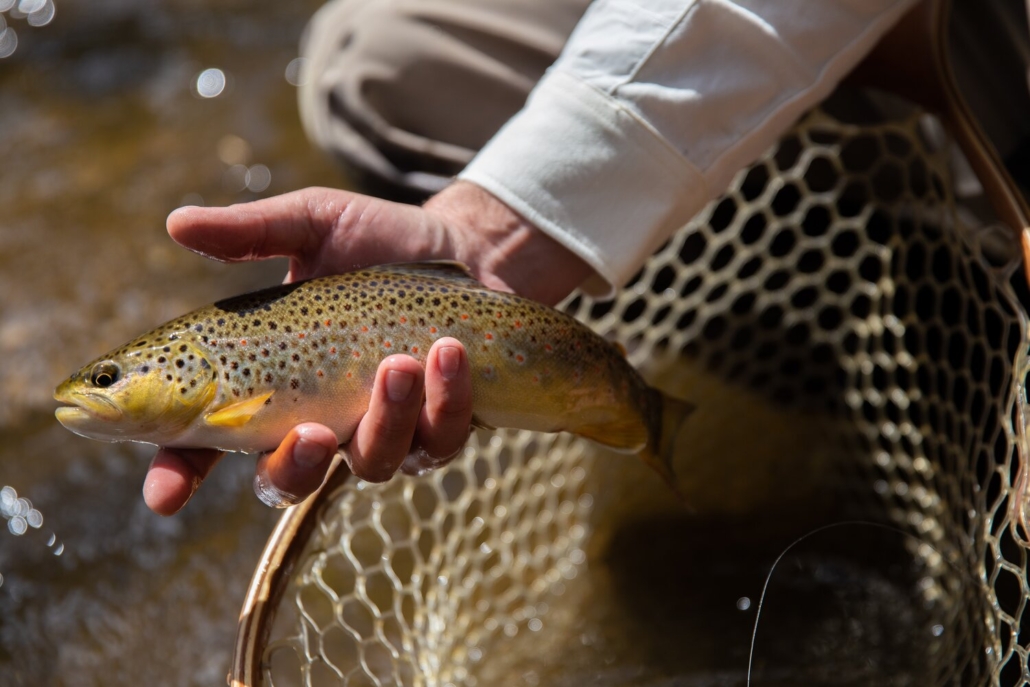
90, 362, 120, 388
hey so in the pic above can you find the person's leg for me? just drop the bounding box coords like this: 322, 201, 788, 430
298, 0, 590, 202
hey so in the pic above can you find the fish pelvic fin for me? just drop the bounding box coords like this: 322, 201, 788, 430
203, 390, 275, 428
640, 389, 695, 502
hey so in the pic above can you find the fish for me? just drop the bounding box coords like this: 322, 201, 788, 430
54, 262, 692, 485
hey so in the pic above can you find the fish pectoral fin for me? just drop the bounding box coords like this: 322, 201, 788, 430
203, 391, 275, 428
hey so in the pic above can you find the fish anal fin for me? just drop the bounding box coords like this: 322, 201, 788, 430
575, 418, 649, 455
204, 390, 275, 428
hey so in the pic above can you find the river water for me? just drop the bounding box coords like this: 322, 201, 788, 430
0, 1, 340, 684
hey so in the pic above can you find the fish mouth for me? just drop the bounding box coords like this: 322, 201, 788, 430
53, 389, 124, 424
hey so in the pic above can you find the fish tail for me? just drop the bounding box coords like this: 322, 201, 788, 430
641, 388, 695, 500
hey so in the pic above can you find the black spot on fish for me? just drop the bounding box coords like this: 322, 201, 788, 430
176, 360, 185, 369
158, 357, 166, 364
163, 346, 171, 353
141, 366, 150, 373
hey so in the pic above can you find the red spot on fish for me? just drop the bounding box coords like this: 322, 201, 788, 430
532, 375, 539, 384
384, 340, 392, 348
515, 354, 525, 363
324, 319, 331, 327
317, 370, 324, 378
495, 312, 502, 318
514, 321, 522, 328
399, 316, 407, 324
429, 326, 437, 334
240, 340, 247, 346
411, 346, 419, 353
460, 314, 469, 320
361, 326, 369, 333
298, 333, 305, 339
330, 347, 337, 354
353, 351, 361, 358
485, 333, 494, 341
544, 344, 553, 352
346, 372, 353, 379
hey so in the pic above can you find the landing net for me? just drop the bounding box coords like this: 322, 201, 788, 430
234, 96, 1030, 686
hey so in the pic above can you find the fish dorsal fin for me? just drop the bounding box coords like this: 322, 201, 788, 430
371, 261, 480, 282
204, 391, 275, 428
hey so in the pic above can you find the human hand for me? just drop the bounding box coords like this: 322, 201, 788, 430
143, 182, 594, 515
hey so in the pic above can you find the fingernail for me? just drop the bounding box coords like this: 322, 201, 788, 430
438, 345, 461, 379
386, 369, 415, 401
292, 430, 328, 467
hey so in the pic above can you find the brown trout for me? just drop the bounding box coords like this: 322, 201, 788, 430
54, 262, 691, 482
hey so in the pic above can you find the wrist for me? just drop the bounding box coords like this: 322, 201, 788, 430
424, 181, 594, 305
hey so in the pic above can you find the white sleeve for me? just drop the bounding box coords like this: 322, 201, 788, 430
458, 0, 918, 296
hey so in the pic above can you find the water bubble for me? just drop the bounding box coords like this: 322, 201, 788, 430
246, 164, 271, 193
8, 516, 27, 535
0, 27, 17, 59
736, 596, 751, 611
53, 542, 64, 556
0, 0, 14, 12
26, 509, 42, 528
253, 471, 301, 509
222, 164, 249, 192
16, 0, 44, 12
194, 68, 227, 98
527, 618, 543, 632
0, 572, 4, 589
26, 0, 53, 26
284, 57, 307, 86
932, 624, 944, 637
216, 134, 251, 166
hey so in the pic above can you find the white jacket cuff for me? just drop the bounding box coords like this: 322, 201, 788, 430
459, 69, 709, 297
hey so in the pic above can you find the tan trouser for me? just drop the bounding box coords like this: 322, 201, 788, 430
298, 0, 590, 201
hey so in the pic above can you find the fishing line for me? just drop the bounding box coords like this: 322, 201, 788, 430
745, 519, 978, 685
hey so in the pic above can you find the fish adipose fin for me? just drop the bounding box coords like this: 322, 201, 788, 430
204, 391, 275, 427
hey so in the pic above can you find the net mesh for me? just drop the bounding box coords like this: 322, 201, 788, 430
242, 96, 1030, 685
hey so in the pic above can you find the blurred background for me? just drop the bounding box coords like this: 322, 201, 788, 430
0, 1, 344, 684
2, 0, 1030, 685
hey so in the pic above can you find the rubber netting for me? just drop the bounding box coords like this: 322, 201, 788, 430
248, 99, 1030, 686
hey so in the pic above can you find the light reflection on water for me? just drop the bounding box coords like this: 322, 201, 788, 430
0, 0, 341, 683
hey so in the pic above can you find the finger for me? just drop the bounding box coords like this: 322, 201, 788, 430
166, 187, 367, 264
345, 355, 425, 483
252, 424, 339, 508
143, 448, 225, 516
416, 338, 473, 460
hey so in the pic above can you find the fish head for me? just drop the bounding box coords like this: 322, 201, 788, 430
54, 338, 217, 444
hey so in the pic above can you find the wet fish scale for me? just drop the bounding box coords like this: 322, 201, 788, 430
55, 263, 685, 484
